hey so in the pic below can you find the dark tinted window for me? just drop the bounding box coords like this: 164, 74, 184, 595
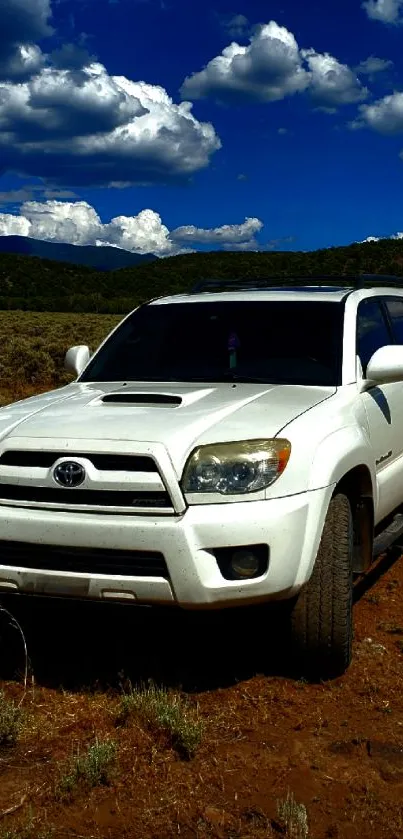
357, 298, 391, 374
385, 297, 403, 344
82, 301, 344, 387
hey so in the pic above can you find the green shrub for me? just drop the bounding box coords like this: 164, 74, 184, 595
56, 738, 117, 798
119, 683, 203, 759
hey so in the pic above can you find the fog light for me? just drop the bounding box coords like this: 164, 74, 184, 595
231, 549, 261, 579
213, 544, 269, 581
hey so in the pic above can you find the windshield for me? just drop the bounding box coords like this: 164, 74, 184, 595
81, 300, 344, 387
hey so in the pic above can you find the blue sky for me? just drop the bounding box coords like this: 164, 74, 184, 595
1, 0, 403, 254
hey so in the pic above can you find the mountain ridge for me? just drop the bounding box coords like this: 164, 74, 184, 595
0, 235, 156, 271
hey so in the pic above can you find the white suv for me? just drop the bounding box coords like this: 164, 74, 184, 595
1, 276, 403, 679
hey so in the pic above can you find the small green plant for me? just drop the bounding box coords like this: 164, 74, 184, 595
0, 690, 23, 747
56, 737, 117, 798
119, 682, 203, 759
277, 791, 309, 839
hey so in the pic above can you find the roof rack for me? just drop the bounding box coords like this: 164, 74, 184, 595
190, 274, 403, 294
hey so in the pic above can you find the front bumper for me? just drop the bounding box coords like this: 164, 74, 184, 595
0, 486, 334, 608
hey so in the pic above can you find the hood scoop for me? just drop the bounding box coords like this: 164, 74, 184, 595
102, 392, 182, 406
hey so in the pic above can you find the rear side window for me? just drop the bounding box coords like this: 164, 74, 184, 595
356, 298, 391, 375
385, 297, 403, 344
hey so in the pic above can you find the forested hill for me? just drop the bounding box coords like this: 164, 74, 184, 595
0, 238, 402, 313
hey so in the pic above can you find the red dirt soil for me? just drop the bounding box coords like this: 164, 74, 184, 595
1, 544, 403, 838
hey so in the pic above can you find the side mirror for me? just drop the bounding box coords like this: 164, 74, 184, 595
366, 345, 403, 385
64, 345, 91, 377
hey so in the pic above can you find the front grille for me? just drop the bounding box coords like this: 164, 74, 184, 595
0, 541, 169, 577
0, 485, 171, 508
0, 451, 156, 471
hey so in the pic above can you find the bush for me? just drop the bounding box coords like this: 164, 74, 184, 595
277, 791, 309, 839
0, 311, 120, 404
118, 682, 203, 759
56, 737, 117, 798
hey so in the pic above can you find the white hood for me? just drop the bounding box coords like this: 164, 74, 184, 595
0, 382, 334, 474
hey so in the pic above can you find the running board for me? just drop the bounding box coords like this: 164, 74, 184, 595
373, 513, 403, 558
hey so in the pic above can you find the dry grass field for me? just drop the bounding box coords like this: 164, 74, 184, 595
0, 311, 120, 405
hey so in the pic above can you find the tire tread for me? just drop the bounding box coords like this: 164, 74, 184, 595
291, 493, 353, 679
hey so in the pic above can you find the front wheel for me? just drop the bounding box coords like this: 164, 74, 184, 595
290, 493, 353, 680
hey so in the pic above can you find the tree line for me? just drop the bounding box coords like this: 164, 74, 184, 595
0, 239, 402, 313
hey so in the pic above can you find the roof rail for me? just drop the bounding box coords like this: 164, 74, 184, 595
190, 274, 403, 294
354, 273, 403, 288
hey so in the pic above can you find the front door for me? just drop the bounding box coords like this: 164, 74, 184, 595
357, 297, 403, 522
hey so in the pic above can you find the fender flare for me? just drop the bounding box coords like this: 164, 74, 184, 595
293, 427, 376, 588
308, 426, 376, 501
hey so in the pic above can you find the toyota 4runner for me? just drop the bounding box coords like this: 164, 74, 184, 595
1, 275, 403, 679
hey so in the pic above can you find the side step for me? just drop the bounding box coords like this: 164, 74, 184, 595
373, 513, 403, 558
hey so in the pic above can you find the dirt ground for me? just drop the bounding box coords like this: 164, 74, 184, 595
1, 543, 403, 839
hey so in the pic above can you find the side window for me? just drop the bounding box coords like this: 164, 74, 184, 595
385, 297, 403, 344
357, 298, 391, 375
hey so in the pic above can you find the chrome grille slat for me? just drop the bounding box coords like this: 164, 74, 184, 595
0, 485, 171, 508
0, 451, 156, 472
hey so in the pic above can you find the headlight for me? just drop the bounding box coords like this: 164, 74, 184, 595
182, 439, 291, 495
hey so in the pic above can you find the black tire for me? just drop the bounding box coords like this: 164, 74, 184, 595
290, 493, 353, 680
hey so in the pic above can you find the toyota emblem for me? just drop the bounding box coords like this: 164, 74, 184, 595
53, 461, 86, 488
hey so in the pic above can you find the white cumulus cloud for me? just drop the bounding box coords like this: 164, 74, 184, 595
0, 63, 221, 188
362, 0, 403, 24
181, 22, 310, 103
360, 231, 403, 242
0, 0, 220, 187
0, 213, 31, 237
181, 21, 367, 109
0, 201, 264, 256
302, 50, 368, 106
0, 63, 146, 139
102, 210, 174, 255
0, 200, 174, 254
21, 200, 102, 245
356, 56, 393, 74
354, 92, 403, 133
171, 217, 263, 245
